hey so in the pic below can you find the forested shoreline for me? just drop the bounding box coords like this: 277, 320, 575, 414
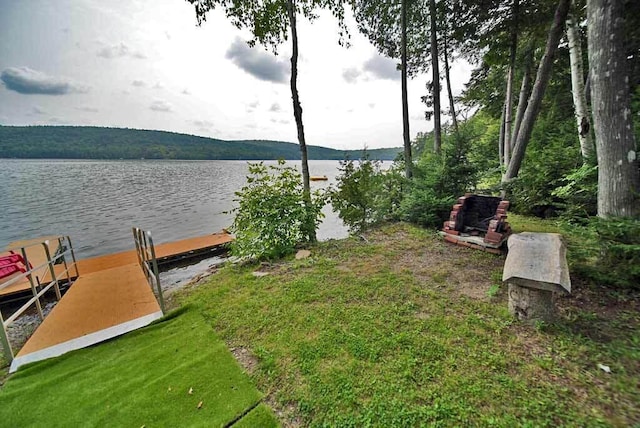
0, 125, 401, 160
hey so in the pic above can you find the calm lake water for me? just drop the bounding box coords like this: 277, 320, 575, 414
0, 159, 350, 259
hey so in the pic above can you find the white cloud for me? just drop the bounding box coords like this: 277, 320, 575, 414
149, 100, 172, 112
97, 42, 146, 59
342, 67, 361, 84
363, 55, 400, 81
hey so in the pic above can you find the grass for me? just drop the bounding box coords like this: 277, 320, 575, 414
174, 222, 639, 427
0, 306, 278, 427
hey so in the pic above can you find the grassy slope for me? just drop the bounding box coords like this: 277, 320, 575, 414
175, 222, 639, 427
0, 307, 278, 427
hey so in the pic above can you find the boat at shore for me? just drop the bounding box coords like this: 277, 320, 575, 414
310, 175, 328, 181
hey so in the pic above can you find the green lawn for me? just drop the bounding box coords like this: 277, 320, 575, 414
0, 306, 278, 427
175, 222, 639, 427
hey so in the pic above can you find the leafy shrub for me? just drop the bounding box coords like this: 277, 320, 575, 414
400, 129, 477, 228
230, 161, 326, 260
552, 163, 598, 221
331, 156, 404, 234
573, 217, 640, 289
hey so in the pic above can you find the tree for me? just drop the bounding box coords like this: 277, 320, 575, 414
442, 28, 459, 134
428, 0, 442, 153
566, 1, 593, 161
587, 0, 640, 217
187, 0, 353, 241
401, 0, 412, 178
503, 0, 571, 183
501, 0, 519, 168
356, 0, 431, 176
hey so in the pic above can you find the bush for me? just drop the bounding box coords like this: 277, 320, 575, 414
400, 129, 477, 228
572, 217, 640, 289
331, 156, 404, 234
230, 161, 326, 260
552, 163, 598, 221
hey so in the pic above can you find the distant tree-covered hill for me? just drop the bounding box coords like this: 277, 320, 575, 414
0, 126, 401, 161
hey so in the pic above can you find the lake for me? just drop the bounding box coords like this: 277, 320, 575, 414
0, 159, 351, 259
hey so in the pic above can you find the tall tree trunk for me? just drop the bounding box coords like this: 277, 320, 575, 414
442, 30, 458, 134
503, 66, 515, 167
503, 0, 519, 169
587, 0, 640, 217
511, 46, 533, 150
287, 0, 315, 241
503, 0, 571, 182
429, 0, 442, 154
401, 0, 412, 178
566, 7, 594, 162
499, 102, 506, 166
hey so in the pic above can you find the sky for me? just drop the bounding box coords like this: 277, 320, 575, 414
0, 0, 474, 150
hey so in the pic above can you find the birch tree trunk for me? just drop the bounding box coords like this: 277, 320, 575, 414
401, 0, 412, 178
503, 0, 571, 182
443, 31, 458, 134
287, 0, 315, 241
499, 102, 506, 166
567, 9, 594, 161
511, 47, 533, 150
503, 0, 519, 168
504, 67, 515, 167
587, 0, 640, 217
429, 0, 442, 154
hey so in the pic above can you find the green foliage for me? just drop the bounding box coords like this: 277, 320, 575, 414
230, 161, 326, 260
331, 156, 403, 234
0, 125, 400, 160
501, 110, 583, 215
572, 217, 640, 289
400, 128, 477, 228
188, 0, 353, 50
552, 163, 598, 220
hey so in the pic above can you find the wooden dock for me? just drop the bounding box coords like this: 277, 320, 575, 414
7, 232, 232, 373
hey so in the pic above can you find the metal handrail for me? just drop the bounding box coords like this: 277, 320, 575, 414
132, 228, 165, 314
0, 236, 79, 363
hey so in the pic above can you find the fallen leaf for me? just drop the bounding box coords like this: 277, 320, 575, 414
188, 387, 194, 395
197, 401, 203, 409
597, 363, 611, 373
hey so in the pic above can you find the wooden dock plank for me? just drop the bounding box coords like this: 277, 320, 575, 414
11, 264, 162, 372
7, 232, 234, 372
1, 232, 233, 297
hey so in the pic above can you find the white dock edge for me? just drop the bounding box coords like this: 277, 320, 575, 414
9, 311, 163, 373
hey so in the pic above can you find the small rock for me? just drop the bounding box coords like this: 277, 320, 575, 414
295, 250, 311, 260
252, 271, 270, 277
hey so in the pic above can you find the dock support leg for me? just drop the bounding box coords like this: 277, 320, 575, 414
0, 313, 14, 364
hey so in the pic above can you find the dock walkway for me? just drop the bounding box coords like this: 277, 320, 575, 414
7, 233, 232, 372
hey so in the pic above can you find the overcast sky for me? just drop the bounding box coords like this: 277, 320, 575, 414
0, 0, 473, 150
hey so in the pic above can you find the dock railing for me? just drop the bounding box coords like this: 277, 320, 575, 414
132, 228, 165, 314
0, 236, 79, 363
